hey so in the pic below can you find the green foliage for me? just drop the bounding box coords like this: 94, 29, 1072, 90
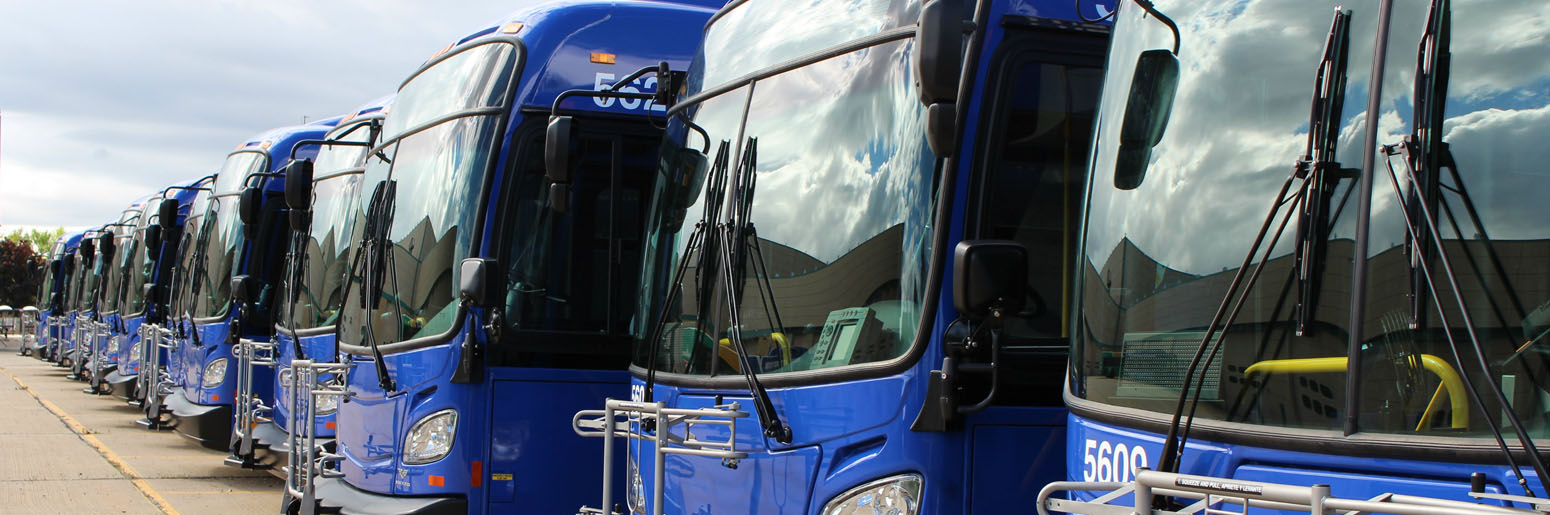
0, 239, 44, 307
2, 227, 66, 254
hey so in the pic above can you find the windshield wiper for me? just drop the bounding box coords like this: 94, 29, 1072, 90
713, 138, 791, 443
643, 140, 732, 405
1375, 0, 1549, 496
357, 180, 398, 392
1156, 8, 1353, 476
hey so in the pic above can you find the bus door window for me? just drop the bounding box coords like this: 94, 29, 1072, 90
494, 120, 660, 369
968, 25, 1106, 406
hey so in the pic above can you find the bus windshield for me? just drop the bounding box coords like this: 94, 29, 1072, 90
191, 152, 265, 319
337, 40, 517, 348
122, 199, 161, 316
1073, 0, 1550, 441
280, 123, 372, 331
633, 8, 935, 378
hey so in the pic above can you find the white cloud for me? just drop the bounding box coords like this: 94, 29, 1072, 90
0, 0, 535, 229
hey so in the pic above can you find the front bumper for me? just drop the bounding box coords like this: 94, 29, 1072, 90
106, 369, 138, 401
165, 392, 232, 450
312, 477, 466, 515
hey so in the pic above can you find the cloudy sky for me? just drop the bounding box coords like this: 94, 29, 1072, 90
0, 0, 540, 234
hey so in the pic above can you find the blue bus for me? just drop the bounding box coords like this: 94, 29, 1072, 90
303, 2, 715, 513
140, 176, 217, 429
1042, 0, 1550, 513
226, 97, 391, 475
58, 226, 107, 372
568, 0, 1115, 512
83, 197, 150, 392
31, 232, 83, 361
157, 120, 339, 450
108, 178, 209, 402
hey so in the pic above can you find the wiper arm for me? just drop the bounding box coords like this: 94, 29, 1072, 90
643, 140, 732, 404
713, 138, 790, 443
358, 180, 397, 392
1156, 8, 1352, 476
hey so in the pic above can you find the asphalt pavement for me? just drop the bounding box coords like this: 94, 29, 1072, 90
0, 336, 283, 514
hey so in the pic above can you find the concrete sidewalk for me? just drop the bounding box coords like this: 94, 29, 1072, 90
0, 336, 282, 514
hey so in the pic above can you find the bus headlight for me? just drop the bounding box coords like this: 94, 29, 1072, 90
202, 358, 228, 388
403, 409, 457, 464
128, 342, 141, 365
314, 394, 339, 415
821, 474, 922, 515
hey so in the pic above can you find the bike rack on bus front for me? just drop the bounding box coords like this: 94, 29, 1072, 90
1038, 469, 1547, 515
281, 359, 352, 515
135, 323, 177, 428
572, 400, 750, 515
231, 337, 277, 463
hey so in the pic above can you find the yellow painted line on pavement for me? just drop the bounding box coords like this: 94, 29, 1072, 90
158, 490, 273, 495
2, 365, 182, 515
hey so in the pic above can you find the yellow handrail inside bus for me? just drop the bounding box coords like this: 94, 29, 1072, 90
1242, 355, 1468, 430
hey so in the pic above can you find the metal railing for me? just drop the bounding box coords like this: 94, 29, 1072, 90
572, 399, 750, 515
136, 324, 176, 427
1038, 469, 1549, 515
282, 359, 352, 515
232, 337, 277, 459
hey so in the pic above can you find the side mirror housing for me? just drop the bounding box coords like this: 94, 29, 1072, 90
458, 258, 502, 307
914, 0, 965, 157
230, 275, 257, 304
158, 199, 179, 232
142, 283, 159, 305
1114, 49, 1180, 190
284, 159, 314, 210
545, 116, 576, 215
98, 233, 116, 260
238, 186, 263, 226
952, 240, 1027, 320
913, 0, 964, 106
144, 225, 163, 261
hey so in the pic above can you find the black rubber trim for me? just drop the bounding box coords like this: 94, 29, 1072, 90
313, 477, 467, 515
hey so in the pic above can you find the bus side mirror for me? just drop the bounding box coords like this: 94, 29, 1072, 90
285, 159, 314, 232
142, 283, 158, 305
952, 240, 1026, 320
545, 116, 575, 215
915, 0, 964, 157
284, 159, 314, 209
458, 258, 502, 308
239, 186, 262, 226
98, 234, 116, 261
158, 199, 178, 232
1114, 49, 1180, 190
145, 226, 163, 261
230, 275, 257, 304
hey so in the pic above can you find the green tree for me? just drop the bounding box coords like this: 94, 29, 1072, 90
0, 239, 44, 307
2, 227, 65, 254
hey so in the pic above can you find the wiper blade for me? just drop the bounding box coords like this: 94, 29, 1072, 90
357, 180, 398, 392
713, 137, 790, 443
1291, 7, 1354, 336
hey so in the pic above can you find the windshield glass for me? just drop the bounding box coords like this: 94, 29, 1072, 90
634, 35, 935, 376
73, 250, 99, 312
99, 229, 131, 313
337, 41, 516, 348
122, 199, 162, 316
1073, 0, 1550, 440
281, 124, 372, 331
191, 152, 265, 319
693, 0, 919, 91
